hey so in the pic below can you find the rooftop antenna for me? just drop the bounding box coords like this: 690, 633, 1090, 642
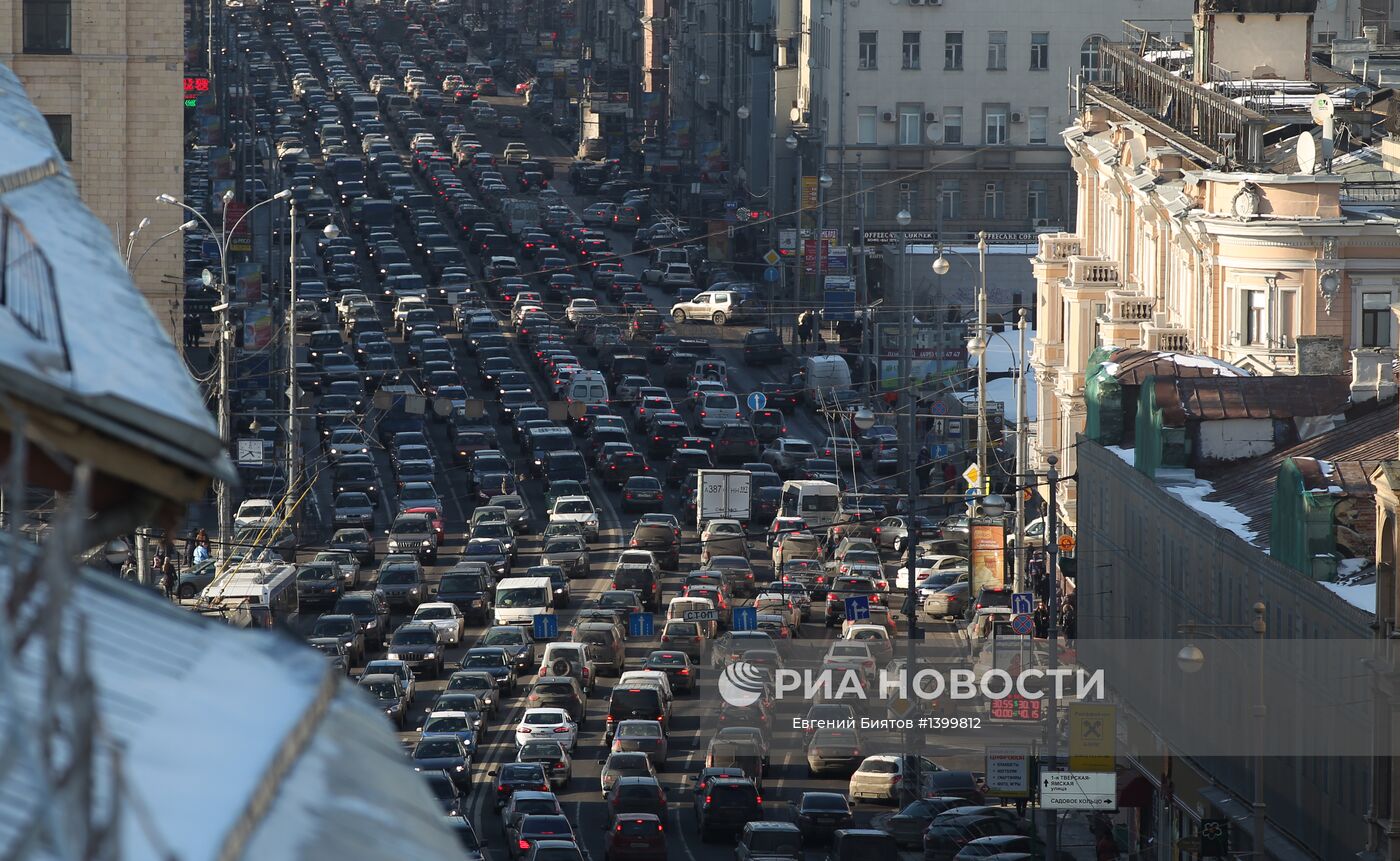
1311, 94, 1336, 172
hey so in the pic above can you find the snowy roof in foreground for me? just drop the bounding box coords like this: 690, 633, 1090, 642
0, 65, 230, 490
0, 533, 461, 861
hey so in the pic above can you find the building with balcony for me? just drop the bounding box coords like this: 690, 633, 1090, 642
1031, 0, 1400, 526
0, 0, 186, 337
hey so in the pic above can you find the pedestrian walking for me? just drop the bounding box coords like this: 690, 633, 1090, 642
796, 311, 813, 353
1061, 598, 1078, 647
1033, 599, 1049, 639
192, 529, 211, 566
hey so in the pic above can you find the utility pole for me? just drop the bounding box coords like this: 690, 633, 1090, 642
856, 153, 869, 386
896, 208, 913, 482
285, 199, 299, 527
1044, 454, 1061, 861
1013, 308, 1028, 592
974, 231, 989, 506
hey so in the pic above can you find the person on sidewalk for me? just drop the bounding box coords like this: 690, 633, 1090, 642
796, 310, 813, 353
192, 529, 211, 566
1033, 599, 1049, 639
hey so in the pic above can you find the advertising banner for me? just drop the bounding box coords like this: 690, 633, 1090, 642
242, 303, 273, 349
235, 262, 262, 303
801, 175, 818, 211
970, 521, 1006, 595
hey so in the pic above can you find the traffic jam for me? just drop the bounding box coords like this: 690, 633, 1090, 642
198, 1, 1055, 859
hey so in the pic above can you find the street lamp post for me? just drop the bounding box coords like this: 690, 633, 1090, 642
1044, 454, 1062, 861
130, 220, 199, 274
157, 189, 291, 549
1178, 603, 1269, 858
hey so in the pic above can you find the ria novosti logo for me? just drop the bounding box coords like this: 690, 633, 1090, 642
718, 661, 769, 707
719, 663, 1105, 706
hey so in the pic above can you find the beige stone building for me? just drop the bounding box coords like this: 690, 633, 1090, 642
0, 0, 185, 335
1031, 0, 1400, 526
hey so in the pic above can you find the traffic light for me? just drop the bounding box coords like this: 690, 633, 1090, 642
1200, 819, 1229, 858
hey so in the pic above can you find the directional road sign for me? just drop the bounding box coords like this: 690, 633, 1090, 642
763, 266, 780, 283
747, 391, 767, 412
1040, 772, 1116, 810
1010, 613, 1035, 635
533, 614, 559, 640
628, 612, 654, 637
844, 595, 871, 622
731, 606, 758, 631
1011, 592, 1034, 615
763, 249, 781, 265
684, 609, 720, 622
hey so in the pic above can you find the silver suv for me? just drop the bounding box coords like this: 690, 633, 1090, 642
761, 437, 817, 477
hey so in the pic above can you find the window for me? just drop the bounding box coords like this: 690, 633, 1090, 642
902, 32, 921, 70
943, 107, 963, 144
1030, 32, 1049, 71
859, 183, 876, 218
1026, 180, 1047, 219
899, 183, 917, 217
856, 106, 877, 144
987, 31, 1007, 70
858, 32, 877, 70
1081, 35, 1105, 82
984, 103, 1008, 145
1278, 291, 1296, 348
1244, 290, 1266, 345
1028, 106, 1049, 145
944, 32, 963, 70
940, 182, 961, 220
1317, 31, 1337, 44
984, 182, 1005, 219
44, 115, 72, 160
898, 104, 923, 146
24, 0, 71, 52
1363, 292, 1392, 347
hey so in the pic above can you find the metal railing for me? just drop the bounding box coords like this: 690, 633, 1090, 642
0, 206, 71, 372
1086, 42, 1269, 168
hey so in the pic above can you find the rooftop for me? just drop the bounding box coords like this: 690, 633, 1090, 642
0, 532, 463, 861
1154, 374, 1352, 424
0, 63, 232, 506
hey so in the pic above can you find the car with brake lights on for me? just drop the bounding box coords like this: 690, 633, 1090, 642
492, 762, 551, 810
446, 670, 501, 715
515, 707, 580, 751
479, 624, 539, 672
461, 646, 519, 692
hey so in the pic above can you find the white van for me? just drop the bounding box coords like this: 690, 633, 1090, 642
779, 480, 842, 528
803, 354, 852, 394
667, 595, 718, 638
492, 575, 555, 626
565, 369, 609, 406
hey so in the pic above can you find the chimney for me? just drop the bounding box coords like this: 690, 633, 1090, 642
1296, 335, 1346, 375
1351, 347, 1398, 402
1364, 25, 1380, 47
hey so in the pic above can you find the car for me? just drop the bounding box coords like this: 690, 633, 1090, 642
641, 649, 696, 693
307, 613, 366, 668
736, 822, 803, 861
295, 562, 344, 609
600, 750, 658, 799
375, 558, 427, 610
762, 437, 817, 476
412, 602, 466, 645
605, 775, 667, 823
603, 813, 667, 861
419, 710, 479, 757
575, 622, 627, 677
694, 777, 763, 841
386, 621, 447, 678
871, 798, 972, 849
629, 521, 680, 570
795, 792, 853, 844
517, 739, 574, 790
503, 791, 566, 839
541, 535, 591, 579
492, 762, 552, 809
436, 565, 494, 623
335, 590, 391, 649
422, 769, 464, 817
527, 675, 588, 724
357, 672, 409, 729
462, 646, 519, 692
549, 496, 600, 541
610, 719, 669, 769
516, 707, 579, 751
411, 736, 473, 790
805, 726, 863, 777
621, 475, 664, 512
446, 670, 501, 715
700, 519, 748, 565
849, 754, 944, 803
922, 809, 1034, 861
479, 624, 539, 672
330, 527, 375, 564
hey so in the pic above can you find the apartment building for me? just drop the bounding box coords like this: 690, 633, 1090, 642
0, 0, 185, 335
1030, 0, 1400, 527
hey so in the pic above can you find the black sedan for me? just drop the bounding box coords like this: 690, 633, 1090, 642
412, 737, 473, 791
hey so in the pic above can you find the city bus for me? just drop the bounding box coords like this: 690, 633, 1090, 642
199, 562, 299, 629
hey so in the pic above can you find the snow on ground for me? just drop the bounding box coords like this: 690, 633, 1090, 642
1161, 477, 1260, 546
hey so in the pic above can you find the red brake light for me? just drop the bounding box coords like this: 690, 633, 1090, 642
499, 785, 507, 792
519, 841, 530, 850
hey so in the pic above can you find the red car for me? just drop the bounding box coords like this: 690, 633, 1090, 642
603, 814, 667, 861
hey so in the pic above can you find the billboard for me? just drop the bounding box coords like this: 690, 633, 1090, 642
969, 521, 1006, 595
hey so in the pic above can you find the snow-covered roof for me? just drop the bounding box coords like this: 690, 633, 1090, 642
0, 64, 231, 494
0, 533, 462, 861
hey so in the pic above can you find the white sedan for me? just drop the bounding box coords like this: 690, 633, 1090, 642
412, 602, 465, 646
515, 708, 579, 751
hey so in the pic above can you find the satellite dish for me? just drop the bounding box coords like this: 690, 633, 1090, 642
1127, 137, 1148, 169
1310, 94, 1335, 123
925, 123, 942, 143
1297, 132, 1317, 175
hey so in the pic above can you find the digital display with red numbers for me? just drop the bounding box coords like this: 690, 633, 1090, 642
184, 76, 211, 94
989, 694, 1043, 721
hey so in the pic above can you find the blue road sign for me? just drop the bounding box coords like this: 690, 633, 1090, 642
1011, 592, 1035, 615
747, 391, 767, 412
731, 606, 758, 632
628, 612, 654, 637
763, 266, 780, 283
1010, 613, 1035, 635
533, 614, 559, 640
844, 595, 871, 622
929, 443, 950, 459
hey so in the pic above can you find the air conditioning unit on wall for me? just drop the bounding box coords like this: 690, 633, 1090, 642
1011, 112, 1024, 123
882, 111, 895, 123
924, 111, 937, 123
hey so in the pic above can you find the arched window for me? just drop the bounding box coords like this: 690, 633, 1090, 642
1080, 35, 1105, 82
